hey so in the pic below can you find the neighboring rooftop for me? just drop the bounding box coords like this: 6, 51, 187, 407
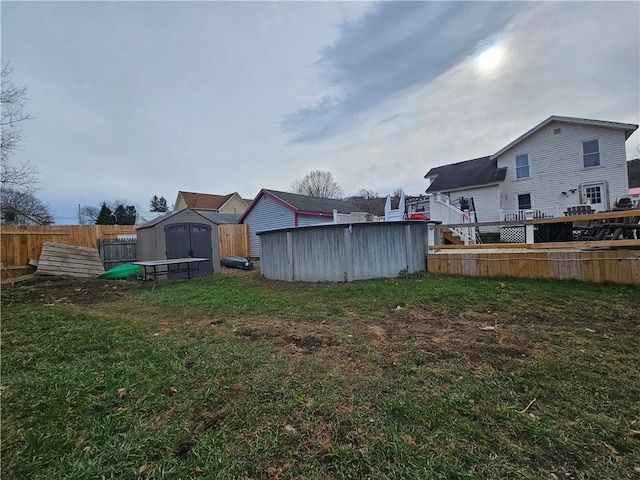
425, 156, 507, 192
176, 191, 237, 211
263, 189, 366, 214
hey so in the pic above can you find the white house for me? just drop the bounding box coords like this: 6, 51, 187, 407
424, 116, 638, 224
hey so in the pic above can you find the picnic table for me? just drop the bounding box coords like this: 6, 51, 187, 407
133, 257, 211, 290
574, 210, 640, 241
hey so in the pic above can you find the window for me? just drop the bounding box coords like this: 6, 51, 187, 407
517, 193, 532, 210
582, 139, 600, 168
515, 154, 530, 179
584, 185, 602, 204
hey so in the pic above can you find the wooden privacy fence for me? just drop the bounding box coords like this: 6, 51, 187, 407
1, 223, 250, 281
428, 244, 640, 284
427, 210, 640, 284
218, 224, 249, 258
1, 225, 136, 281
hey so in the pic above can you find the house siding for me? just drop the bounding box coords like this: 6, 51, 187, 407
243, 194, 295, 258
297, 215, 334, 228
448, 185, 502, 224
219, 194, 248, 214
495, 122, 630, 212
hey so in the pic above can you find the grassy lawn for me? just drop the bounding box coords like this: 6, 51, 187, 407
2, 272, 639, 479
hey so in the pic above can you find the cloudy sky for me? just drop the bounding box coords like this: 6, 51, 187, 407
2, 1, 639, 224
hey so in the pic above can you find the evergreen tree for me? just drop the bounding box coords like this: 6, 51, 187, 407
114, 204, 136, 225
96, 203, 115, 225
149, 195, 168, 212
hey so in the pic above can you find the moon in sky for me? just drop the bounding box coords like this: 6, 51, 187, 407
477, 45, 504, 73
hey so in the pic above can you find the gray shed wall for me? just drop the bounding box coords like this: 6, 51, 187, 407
259, 222, 429, 282
136, 209, 221, 274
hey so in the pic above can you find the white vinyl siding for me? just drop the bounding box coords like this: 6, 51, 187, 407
495, 122, 629, 213
442, 184, 502, 233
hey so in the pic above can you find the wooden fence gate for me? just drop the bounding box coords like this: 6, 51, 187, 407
99, 238, 138, 270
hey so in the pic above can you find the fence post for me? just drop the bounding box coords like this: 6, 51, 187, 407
286, 231, 294, 281
463, 209, 470, 245
427, 221, 441, 250
555, 202, 561, 217
343, 226, 354, 282
524, 210, 535, 243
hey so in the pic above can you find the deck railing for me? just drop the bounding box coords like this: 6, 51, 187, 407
428, 194, 478, 245
499, 203, 599, 221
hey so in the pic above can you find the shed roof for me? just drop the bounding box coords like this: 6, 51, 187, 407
239, 189, 365, 223
136, 208, 229, 229
425, 156, 506, 192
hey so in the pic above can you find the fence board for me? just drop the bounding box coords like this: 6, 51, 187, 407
36, 242, 105, 278
427, 247, 640, 284
99, 238, 138, 270
218, 224, 249, 258
1, 225, 136, 281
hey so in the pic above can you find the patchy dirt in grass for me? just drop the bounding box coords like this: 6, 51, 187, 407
1, 275, 140, 307
1, 273, 631, 373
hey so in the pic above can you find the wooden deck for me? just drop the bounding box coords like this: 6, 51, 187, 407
427, 241, 640, 284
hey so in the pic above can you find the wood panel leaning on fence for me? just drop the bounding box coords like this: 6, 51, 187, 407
0, 225, 135, 282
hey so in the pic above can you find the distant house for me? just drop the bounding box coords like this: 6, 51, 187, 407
174, 191, 250, 215
424, 116, 638, 223
347, 195, 402, 218
239, 189, 367, 258
0, 205, 43, 225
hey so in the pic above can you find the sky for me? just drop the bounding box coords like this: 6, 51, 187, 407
2, 1, 639, 224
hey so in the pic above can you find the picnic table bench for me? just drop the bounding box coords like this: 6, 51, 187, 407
133, 257, 211, 290
574, 210, 640, 241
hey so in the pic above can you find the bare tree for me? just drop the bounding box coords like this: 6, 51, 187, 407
1, 61, 37, 193
355, 188, 379, 199
1, 187, 53, 225
79, 205, 100, 225
289, 170, 343, 199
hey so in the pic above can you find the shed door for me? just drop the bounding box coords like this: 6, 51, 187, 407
188, 224, 214, 276
165, 223, 213, 279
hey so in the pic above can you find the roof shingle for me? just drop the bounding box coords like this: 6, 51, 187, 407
425, 156, 506, 192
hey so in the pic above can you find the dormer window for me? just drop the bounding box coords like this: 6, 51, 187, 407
515, 154, 530, 179
582, 139, 600, 168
